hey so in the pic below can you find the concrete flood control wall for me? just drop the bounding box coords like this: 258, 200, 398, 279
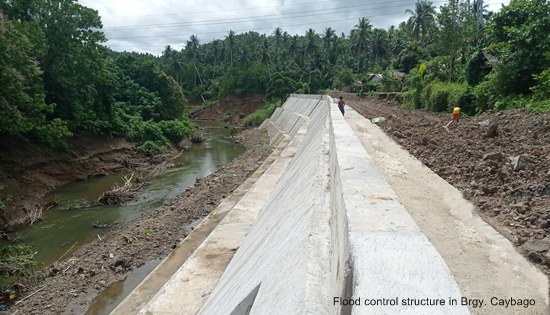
198, 95, 468, 315
118, 94, 548, 315
116, 95, 322, 315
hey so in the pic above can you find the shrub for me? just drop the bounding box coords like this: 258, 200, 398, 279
531, 69, 550, 99
493, 95, 550, 114
125, 118, 168, 146
137, 141, 163, 156
473, 75, 500, 113
31, 118, 72, 150
158, 119, 196, 143
243, 102, 278, 127
457, 87, 476, 116
422, 81, 468, 112
0, 244, 37, 279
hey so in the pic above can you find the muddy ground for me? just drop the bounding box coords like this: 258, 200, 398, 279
4, 128, 272, 314
335, 92, 550, 275
191, 94, 265, 124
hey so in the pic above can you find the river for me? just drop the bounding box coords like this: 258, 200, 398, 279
4, 121, 244, 313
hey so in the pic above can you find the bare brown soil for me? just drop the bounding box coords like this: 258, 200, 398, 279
4, 128, 272, 314
191, 94, 265, 124
335, 92, 550, 275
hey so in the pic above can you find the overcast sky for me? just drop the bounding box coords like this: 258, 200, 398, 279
80, 0, 509, 55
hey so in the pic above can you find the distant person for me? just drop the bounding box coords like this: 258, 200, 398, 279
452, 105, 461, 123
337, 96, 345, 116
445, 105, 461, 128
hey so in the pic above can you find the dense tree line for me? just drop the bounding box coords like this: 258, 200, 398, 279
1, 0, 548, 152
0, 0, 194, 152
162, 0, 549, 115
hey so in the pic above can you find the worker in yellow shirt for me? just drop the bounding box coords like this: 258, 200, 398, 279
452, 105, 461, 123
445, 105, 461, 128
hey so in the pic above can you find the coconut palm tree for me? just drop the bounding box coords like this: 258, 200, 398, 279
322, 27, 336, 61
272, 27, 283, 66
351, 17, 372, 55
371, 28, 388, 66
226, 30, 236, 67
472, 0, 489, 29
405, 0, 436, 42
351, 17, 372, 71
186, 35, 200, 86
260, 38, 272, 79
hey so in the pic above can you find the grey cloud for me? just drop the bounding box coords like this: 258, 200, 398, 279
88, 0, 507, 55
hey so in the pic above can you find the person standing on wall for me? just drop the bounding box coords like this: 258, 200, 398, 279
337, 96, 345, 116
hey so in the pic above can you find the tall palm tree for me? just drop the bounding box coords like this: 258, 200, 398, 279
211, 39, 220, 66
236, 47, 251, 66
260, 38, 271, 65
187, 35, 200, 61
287, 35, 299, 68
371, 28, 388, 65
226, 30, 236, 67
162, 45, 184, 85
405, 0, 436, 42
354, 18, 372, 51
305, 28, 318, 57
472, 0, 489, 29
186, 35, 200, 86
322, 27, 336, 57
304, 28, 319, 91
260, 38, 272, 79
273, 27, 283, 66
351, 17, 372, 71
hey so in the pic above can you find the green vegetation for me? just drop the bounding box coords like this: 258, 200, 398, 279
156, 0, 548, 115
0, 1, 195, 151
395, 0, 550, 114
142, 227, 153, 236
244, 102, 279, 127
0, 245, 37, 280
1, 0, 548, 154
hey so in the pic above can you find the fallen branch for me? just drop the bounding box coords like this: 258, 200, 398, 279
14, 285, 45, 305
54, 241, 77, 265
96, 173, 135, 205
23, 206, 43, 225
96, 162, 168, 206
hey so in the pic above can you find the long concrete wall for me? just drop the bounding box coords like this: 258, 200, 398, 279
118, 94, 548, 314
199, 95, 336, 314
330, 103, 468, 314
198, 95, 469, 314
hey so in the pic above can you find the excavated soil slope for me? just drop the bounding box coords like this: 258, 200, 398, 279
191, 94, 265, 124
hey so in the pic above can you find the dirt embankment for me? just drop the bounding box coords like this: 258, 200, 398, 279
191, 94, 265, 124
0, 136, 174, 231
337, 93, 550, 275
5, 128, 272, 314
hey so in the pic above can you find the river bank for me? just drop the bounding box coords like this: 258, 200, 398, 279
0, 135, 175, 232
4, 127, 271, 314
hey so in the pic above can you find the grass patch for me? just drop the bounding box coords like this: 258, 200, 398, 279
243, 101, 279, 127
